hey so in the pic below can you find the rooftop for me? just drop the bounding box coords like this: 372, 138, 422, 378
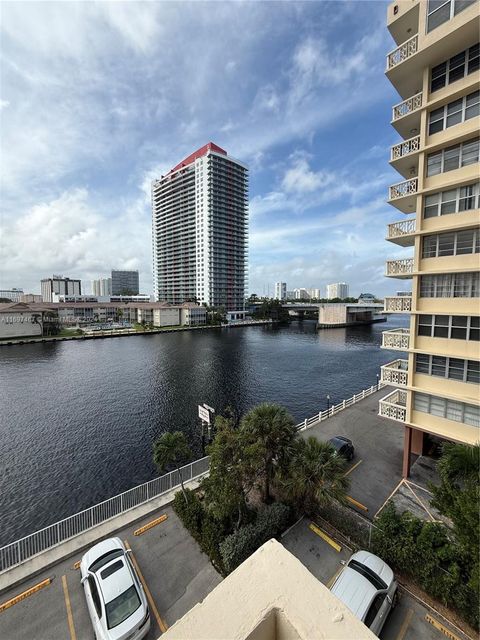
169, 142, 227, 174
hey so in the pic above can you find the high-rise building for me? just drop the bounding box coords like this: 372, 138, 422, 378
309, 288, 322, 299
41, 276, 81, 302
91, 277, 112, 297
152, 142, 248, 310
111, 270, 139, 296
294, 288, 311, 299
380, 0, 479, 476
326, 283, 349, 299
274, 282, 287, 300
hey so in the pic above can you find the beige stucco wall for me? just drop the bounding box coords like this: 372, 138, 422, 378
153, 308, 180, 327
160, 540, 376, 640
0, 313, 43, 338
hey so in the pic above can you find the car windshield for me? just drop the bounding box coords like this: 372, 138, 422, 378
106, 585, 141, 629
348, 559, 388, 591
89, 549, 124, 573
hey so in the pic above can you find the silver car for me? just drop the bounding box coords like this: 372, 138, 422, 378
80, 537, 150, 640
330, 550, 397, 636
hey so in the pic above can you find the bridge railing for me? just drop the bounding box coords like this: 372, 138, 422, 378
0, 456, 210, 575
296, 382, 386, 431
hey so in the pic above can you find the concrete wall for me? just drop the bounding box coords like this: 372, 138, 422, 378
0, 313, 43, 338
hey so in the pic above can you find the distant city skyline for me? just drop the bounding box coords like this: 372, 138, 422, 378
1, 1, 403, 297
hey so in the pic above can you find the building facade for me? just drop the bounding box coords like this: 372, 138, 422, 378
326, 282, 349, 299
41, 276, 81, 302
111, 270, 139, 295
380, 0, 479, 476
152, 142, 248, 310
0, 288, 24, 302
91, 277, 112, 297
274, 282, 287, 300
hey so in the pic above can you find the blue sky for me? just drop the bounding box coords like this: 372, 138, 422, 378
0, 0, 410, 297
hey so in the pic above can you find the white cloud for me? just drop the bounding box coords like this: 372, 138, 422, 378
281, 153, 335, 194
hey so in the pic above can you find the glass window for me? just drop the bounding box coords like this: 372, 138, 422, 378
456, 229, 475, 254
470, 317, 480, 341
424, 193, 440, 218
364, 594, 386, 628
434, 315, 450, 337
431, 356, 447, 377
464, 403, 480, 427
105, 585, 141, 630
418, 315, 433, 336
414, 392, 430, 413
467, 360, 480, 383
446, 400, 464, 421
438, 233, 456, 256
459, 184, 477, 211
427, 0, 451, 31
465, 90, 480, 120
423, 235, 438, 258
444, 144, 461, 171
468, 44, 480, 74
427, 151, 443, 176
454, 0, 476, 15
448, 51, 466, 83
440, 189, 457, 215
431, 62, 447, 91
451, 316, 468, 339
448, 358, 465, 380
461, 139, 480, 167
429, 107, 445, 134
416, 354, 431, 373
430, 396, 446, 417
446, 98, 463, 128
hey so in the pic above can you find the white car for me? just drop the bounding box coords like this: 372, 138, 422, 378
80, 537, 150, 640
330, 550, 397, 636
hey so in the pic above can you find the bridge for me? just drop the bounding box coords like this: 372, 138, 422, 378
283, 302, 386, 329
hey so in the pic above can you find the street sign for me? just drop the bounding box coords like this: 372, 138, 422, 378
203, 403, 215, 414
198, 405, 210, 424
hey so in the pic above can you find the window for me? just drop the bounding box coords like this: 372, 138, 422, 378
88, 576, 102, 618
426, 139, 479, 176
414, 392, 479, 426
431, 44, 479, 92
428, 92, 479, 134
427, 0, 477, 33
364, 594, 386, 628
424, 182, 480, 218
422, 229, 479, 258
420, 272, 480, 297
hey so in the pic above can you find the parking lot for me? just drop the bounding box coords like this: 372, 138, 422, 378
282, 517, 469, 640
0, 506, 221, 640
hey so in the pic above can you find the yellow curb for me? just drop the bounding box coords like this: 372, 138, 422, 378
346, 495, 368, 511
134, 514, 168, 536
309, 523, 342, 552
425, 614, 462, 640
0, 578, 51, 612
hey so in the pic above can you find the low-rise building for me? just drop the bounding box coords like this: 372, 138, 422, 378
0, 288, 24, 302
0, 303, 59, 339
180, 303, 207, 326
19, 294, 43, 303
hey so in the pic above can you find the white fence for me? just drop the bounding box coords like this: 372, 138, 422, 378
296, 382, 386, 431
0, 456, 210, 574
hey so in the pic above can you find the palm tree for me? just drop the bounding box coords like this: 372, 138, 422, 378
153, 432, 192, 502
240, 403, 296, 503
437, 442, 480, 482
280, 437, 349, 513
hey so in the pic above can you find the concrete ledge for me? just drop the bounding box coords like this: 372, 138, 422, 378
0, 475, 205, 597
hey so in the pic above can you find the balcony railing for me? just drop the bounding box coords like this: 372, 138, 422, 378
381, 359, 409, 386
379, 389, 408, 422
384, 296, 412, 313
386, 34, 418, 70
382, 328, 410, 350
389, 178, 418, 201
392, 91, 423, 121
387, 219, 416, 240
391, 136, 420, 161
386, 258, 414, 277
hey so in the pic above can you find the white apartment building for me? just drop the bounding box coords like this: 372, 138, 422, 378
152, 142, 248, 311
326, 282, 349, 299
293, 288, 310, 299
274, 282, 287, 300
91, 277, 112, 297
41, 276, 81, 303
0, 288, 24, 302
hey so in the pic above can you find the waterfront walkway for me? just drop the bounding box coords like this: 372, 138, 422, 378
300, 385, 405, 517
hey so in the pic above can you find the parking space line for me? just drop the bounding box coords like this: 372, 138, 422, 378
134, 514, 168, 536
346, 495, 368, 511
0, 578, 51, 612
326, 566, 343, 589
344, 459, 363, 477
308, 523, 342, 552
425, 613, 462, 640
395, 608, 413, 640
62, 575, 77, 640
124, 540, 168, 633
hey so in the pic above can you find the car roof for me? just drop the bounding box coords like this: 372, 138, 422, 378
82, 537, 124, 572
351, 550, 394, 588
329, 436, 351, 447
97, 556, 134, 604
330, 566, 377, 620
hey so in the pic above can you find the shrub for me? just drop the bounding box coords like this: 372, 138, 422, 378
220, 503, 291, 573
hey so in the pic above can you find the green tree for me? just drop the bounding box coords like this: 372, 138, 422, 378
431, 443, 480, 594
153, 431, 192, 502
202, 416, 258, 530
279, 437, 349, 514
240, 403, 296, 503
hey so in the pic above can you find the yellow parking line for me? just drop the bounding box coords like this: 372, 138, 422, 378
346, 495, 368, 511
0, 578, 51, 612
344, 459, 363, 477
396, 608, 413, 640
425, 614, 462, 640
73, 561, 80, 570
124, 540, 168, 633
326, 566, 343, 589
62, 575, 77, 640
134, 514, 168, 536
309, 523, 342, 552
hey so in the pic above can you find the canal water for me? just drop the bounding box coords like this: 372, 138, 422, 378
0, 316, 409, 546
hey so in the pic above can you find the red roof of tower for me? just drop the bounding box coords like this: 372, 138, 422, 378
169, 142, 227, 173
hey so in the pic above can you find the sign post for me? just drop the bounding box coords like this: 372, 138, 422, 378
198, 404, 215, 454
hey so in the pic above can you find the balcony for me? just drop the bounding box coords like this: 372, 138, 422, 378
391, 91, 422, 139
388, 178, 418, 213
385, 257, 414, 278
382, 328, 410, 350
379, 389, 408, 423
386, 219, 416, 246
391, 135, 420, 161
380, 359, 409, 387
390, 135, 420, 180
386, 34, 418, 71
384, 296, 412, 313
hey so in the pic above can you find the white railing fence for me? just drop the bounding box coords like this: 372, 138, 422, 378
0, 456, 210, 574
296, 382, 386, 432
392, 91, 423, 121
386, 33, 418, 70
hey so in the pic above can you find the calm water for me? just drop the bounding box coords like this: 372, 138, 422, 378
0, 317, 408, 545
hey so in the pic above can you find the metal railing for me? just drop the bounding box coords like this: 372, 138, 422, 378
386, 33, 418, 70
296, 383, 386, 432
391, 135, 420, 161
389, 178, 418, 201
379, 389, 408, 423
384, 296, 412, 313
385, 257, 414, 277
392, 91, 423, 121
0, 457, 210, 574
382, 328, 410, 350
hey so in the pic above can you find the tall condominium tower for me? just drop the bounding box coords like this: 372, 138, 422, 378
274, 282, 287, 300
152, 142, 248, 310
111, 270, 139, 296
41, 276, 81, 302
380, 0, 479, 476
326, 283, 349, 299
91, 277, 112, 297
